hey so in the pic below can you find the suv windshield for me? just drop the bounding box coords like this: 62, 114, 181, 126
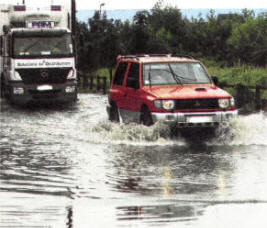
13, 34, 73, 58
143, 62, 211, 85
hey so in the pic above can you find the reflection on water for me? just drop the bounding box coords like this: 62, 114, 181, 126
66, 207, 73, 228
116, 204, 204, 223
106, 144, 234, 199
0, 194, 71, 227
0, 95, 267, 227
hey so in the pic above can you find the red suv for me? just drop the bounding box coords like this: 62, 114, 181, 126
107, 54, 237, 129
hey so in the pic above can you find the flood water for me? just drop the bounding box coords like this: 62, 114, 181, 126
0, 94, 267, 228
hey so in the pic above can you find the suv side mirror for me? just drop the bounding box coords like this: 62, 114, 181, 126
212, 76, 219, 86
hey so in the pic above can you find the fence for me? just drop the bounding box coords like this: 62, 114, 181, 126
219, 83, 267, 110
81, 75, 109, 94
79, 74, 266, 110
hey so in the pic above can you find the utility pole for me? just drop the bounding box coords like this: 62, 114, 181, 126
71, 0, 76, 35
99, 3, 105, 18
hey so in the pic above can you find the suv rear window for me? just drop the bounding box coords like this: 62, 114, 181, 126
143, 62, 211, 85
113, 62, 128, 86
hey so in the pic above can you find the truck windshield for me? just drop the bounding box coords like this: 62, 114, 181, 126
13, 34, 73, 58
143, 62, 211, 85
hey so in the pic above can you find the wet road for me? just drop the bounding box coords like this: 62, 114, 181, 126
0, 94, 267, 228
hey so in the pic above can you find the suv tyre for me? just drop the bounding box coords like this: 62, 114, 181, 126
109, 103, 120, 122
140, 107, 153, 126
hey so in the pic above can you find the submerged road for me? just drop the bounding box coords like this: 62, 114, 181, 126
0, 94, 267, 227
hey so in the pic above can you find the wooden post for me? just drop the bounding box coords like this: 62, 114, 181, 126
236, 84, 250, 108
77, 71, 81, 87
97, 75, 100, 91
89, 76, 94, 90
255, 86, 261, 110
103, 77, 107, 94
109, 68, 113, 86
83, 74, 88, 90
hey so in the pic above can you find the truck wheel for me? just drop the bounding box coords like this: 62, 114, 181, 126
140, 107, 153, 126
109, 103, 120, 122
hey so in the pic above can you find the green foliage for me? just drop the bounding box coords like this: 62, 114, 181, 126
228, 15, 267, 66
76, 11, 121, 74
206, 63, 267, 87
205, 62, 267, 110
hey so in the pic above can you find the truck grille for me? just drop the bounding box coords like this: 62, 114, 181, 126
175, 98, 219, 110
17, 68, 71, 84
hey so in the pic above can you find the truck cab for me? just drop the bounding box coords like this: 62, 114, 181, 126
0, 2, 77, 105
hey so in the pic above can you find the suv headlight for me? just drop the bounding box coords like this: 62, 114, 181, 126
67, 69, 77, 80
218, 98, 230, 109
10, 71, 22, 81
154, 100, 175, 110
163, 100, 175, 110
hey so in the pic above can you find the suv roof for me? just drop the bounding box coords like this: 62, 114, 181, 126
117, 54, 199, 63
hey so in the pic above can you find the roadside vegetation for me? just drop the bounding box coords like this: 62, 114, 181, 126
75, 0, 267, 110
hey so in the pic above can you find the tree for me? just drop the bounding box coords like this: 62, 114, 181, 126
131, 10, 151, 53
149, 2, 185, 53
228, 14, 267, 66
76, 4, 267, 76
76, 11, 123, 78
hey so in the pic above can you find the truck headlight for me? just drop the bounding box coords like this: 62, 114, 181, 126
10, 71, 22, 81
67, 69, 77, 80
218, 98, 230, 109
65, 86, 76, 93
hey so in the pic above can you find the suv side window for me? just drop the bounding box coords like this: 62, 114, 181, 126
113, 62, 128, 86
126, 63, 140, 89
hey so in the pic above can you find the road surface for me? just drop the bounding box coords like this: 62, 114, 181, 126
1, 94, 267, 227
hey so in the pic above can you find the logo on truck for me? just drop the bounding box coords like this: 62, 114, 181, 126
14, 58, 74, 69
40, 69, 49, 78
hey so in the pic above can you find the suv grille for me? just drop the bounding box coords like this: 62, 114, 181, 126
17, 68, 71, 84
175, 98, 219, 110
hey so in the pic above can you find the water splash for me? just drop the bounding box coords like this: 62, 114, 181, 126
230, 112, 267, 146
74, 95, 267, 146
206, 112, 266, 146
88, 112, 267, 146
89, 121, 180, 146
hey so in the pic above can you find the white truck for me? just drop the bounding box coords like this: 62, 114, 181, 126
0, 1, 77, 105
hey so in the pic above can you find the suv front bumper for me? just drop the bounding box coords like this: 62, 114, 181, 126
151, 110, 238, 127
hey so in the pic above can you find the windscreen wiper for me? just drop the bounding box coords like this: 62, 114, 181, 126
167, 64, 183, 85
167, 64, 197, 84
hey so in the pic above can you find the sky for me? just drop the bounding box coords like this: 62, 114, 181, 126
0, 0, 266, 10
